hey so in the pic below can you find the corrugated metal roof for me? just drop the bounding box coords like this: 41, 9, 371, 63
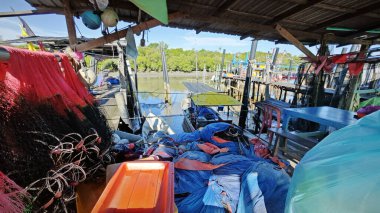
24, 0, 380, 44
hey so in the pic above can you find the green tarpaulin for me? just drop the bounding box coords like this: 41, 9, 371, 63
358, 96, 380, 108
191, 92, 242, 106
129, 0, 168, 24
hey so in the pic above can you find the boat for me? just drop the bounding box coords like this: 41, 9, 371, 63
181, 91, 239, 132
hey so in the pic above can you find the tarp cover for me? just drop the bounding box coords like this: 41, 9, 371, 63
286, 111, 380, 213
167, 122, 290, 213
129, 0, 168, 24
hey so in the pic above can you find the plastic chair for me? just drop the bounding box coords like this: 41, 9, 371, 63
257, 103, 282, 147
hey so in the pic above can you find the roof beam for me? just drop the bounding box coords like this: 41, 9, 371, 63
74, 12, 183, 52
307, 2, 380, 31
0, 9, 58, 17
188, 14, 370, 44
195, 0, 238, 33
226, 9, 313, 27
343, 23, 380, 38
63, 0, 77, 46
277, 0, 380, 18
275, 24, 317, 61
266, 0, 325, 24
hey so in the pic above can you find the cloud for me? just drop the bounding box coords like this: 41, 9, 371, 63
0, 17, 67, 41
183, 35, 251, 48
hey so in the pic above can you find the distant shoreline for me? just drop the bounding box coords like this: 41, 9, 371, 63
137, 71, 214, 78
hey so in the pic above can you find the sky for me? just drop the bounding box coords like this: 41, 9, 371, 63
0, 0, 349, 56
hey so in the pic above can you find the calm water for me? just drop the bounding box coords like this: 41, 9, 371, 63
137, 76, 210, 133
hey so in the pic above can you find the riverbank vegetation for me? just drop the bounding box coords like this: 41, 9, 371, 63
92, 42, 304, 72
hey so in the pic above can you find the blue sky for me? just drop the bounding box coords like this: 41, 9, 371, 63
0, 0, 347, 56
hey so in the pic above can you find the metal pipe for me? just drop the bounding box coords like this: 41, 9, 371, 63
0, 47, 10, 61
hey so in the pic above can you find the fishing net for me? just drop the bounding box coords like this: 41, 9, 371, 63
0, 46, 113, 211
0, 171, 29, 213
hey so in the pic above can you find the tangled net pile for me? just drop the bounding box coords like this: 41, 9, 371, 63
25, 130, 112, 211
0, 46, 113, 211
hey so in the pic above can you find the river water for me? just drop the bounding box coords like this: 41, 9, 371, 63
137, 76, 208, 133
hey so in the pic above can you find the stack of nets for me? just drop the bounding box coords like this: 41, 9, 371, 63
0, 46, 113, 211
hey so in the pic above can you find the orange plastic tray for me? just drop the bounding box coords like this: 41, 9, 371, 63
92, 161, 174, 213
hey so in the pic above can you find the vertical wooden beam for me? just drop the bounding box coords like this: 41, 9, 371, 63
239, 39, 258, 128
275, 24, 317, 61
217, 49, 226, 90
312, 38, 328, 106
344, 45, 370, 110
63, 0, 77, 47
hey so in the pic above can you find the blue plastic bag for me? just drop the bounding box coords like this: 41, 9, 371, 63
286, 111, 380, 213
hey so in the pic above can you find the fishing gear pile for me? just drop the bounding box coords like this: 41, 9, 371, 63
0, 46, 112, 211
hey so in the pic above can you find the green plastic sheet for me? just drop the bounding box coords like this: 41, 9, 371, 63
191, 92, 242, 106
286, 111, 380, 213
129, 0, 168, 24
358, 96, 380, 108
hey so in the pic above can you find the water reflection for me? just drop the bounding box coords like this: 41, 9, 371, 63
137, 76, 191, 133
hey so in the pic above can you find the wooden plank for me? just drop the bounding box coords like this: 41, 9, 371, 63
275, 24, 317, 61
63, 0, 77, 46
74, 12, 183, 52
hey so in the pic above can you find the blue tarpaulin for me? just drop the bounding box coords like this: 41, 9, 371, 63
149, 122, 290, 213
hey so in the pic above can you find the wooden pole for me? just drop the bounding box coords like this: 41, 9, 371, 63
203, 64, 206, 83
63, 0, 77, 47
239, 39, 258, 128
161, 44, 171, 104
75, 12, 183, 52
275, 24, 317, 62
217, 49, 226, 90
344, 45, 370, 110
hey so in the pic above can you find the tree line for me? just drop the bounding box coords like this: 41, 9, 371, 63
132, 43, 304, 72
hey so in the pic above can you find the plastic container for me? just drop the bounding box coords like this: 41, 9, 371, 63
92, 161, 174, 213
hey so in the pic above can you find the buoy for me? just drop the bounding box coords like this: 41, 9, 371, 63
81, 10, 101, 30
101, 8, 119, 27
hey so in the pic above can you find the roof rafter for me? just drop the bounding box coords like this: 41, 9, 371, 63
307, 2, 380, 31
266, 0, 325, 24
195, 0, 239, 34
74, 12, 184, 52
343, 23, 380, 38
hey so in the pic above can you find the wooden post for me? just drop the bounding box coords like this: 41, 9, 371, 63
161, 44, 171, 104
275, 24, 317, 62
239, 39, 258, 128
203, 64, 206, 83
312, 37, 328, 106
63, 0, 77, 47
344, 45, 370, 110
217, 49, 226, 90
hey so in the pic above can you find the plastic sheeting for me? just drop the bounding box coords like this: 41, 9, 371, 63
145, 122, 290, 213
286, 111, 380, 213
174, 151, 290, 213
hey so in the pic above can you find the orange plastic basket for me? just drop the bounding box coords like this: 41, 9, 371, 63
92, 161, 174, 213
